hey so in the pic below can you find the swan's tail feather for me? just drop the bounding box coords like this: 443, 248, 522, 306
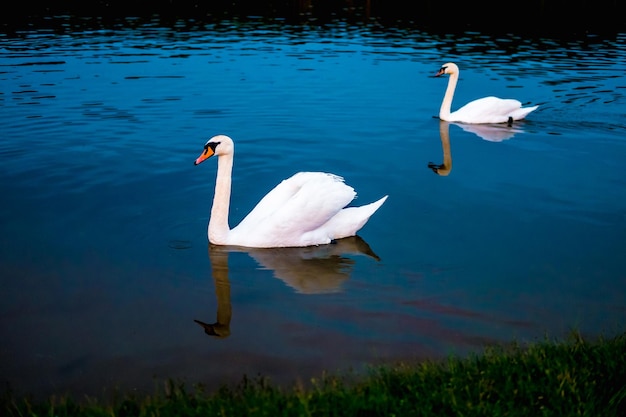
325, 195, 388, 241
510, 105, 539, 121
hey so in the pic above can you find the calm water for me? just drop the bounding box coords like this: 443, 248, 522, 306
1, 17, 625, 400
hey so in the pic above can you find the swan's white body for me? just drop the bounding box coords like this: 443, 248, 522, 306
195, 135, 388, 248
436, 62, 538, 124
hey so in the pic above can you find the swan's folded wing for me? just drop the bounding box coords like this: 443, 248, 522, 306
455, 97, 524, 124
234, 172, 356, 240
234, 172, 309, 229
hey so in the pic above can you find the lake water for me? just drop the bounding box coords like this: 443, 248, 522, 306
1, 16, 625, 400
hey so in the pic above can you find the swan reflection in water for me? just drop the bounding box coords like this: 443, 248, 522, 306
428, 120, 527, 176
194, 236, 380, 338
455, 120, 525, 142
428, 121, 454, 176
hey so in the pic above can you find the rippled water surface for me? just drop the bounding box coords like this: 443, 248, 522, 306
1, 17, 625, 399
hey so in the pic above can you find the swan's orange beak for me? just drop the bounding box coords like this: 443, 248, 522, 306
194, 147, 215, 165
435, 68, 446, 77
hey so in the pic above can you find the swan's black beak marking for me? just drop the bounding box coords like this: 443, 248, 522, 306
194, 141, 220, 165
435, 66, 447, 77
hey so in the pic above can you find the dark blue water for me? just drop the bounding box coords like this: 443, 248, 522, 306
1, 17, 625, 399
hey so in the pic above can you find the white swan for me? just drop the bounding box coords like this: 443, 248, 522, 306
194, 135, 388, 248
435, 62, 539, 124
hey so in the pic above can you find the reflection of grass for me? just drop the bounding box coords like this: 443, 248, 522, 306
3, 331, 625, 416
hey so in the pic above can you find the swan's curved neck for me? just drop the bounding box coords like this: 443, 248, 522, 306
440, 72, 458, 120
209, 153, 233, 244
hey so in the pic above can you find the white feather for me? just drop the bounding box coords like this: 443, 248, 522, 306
436, 62, 539, 124
195, 135, 387, 248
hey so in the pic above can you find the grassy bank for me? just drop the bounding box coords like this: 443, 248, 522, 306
2, 331, 625, 416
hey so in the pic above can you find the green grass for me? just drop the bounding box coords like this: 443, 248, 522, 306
3, 331, 625, 416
